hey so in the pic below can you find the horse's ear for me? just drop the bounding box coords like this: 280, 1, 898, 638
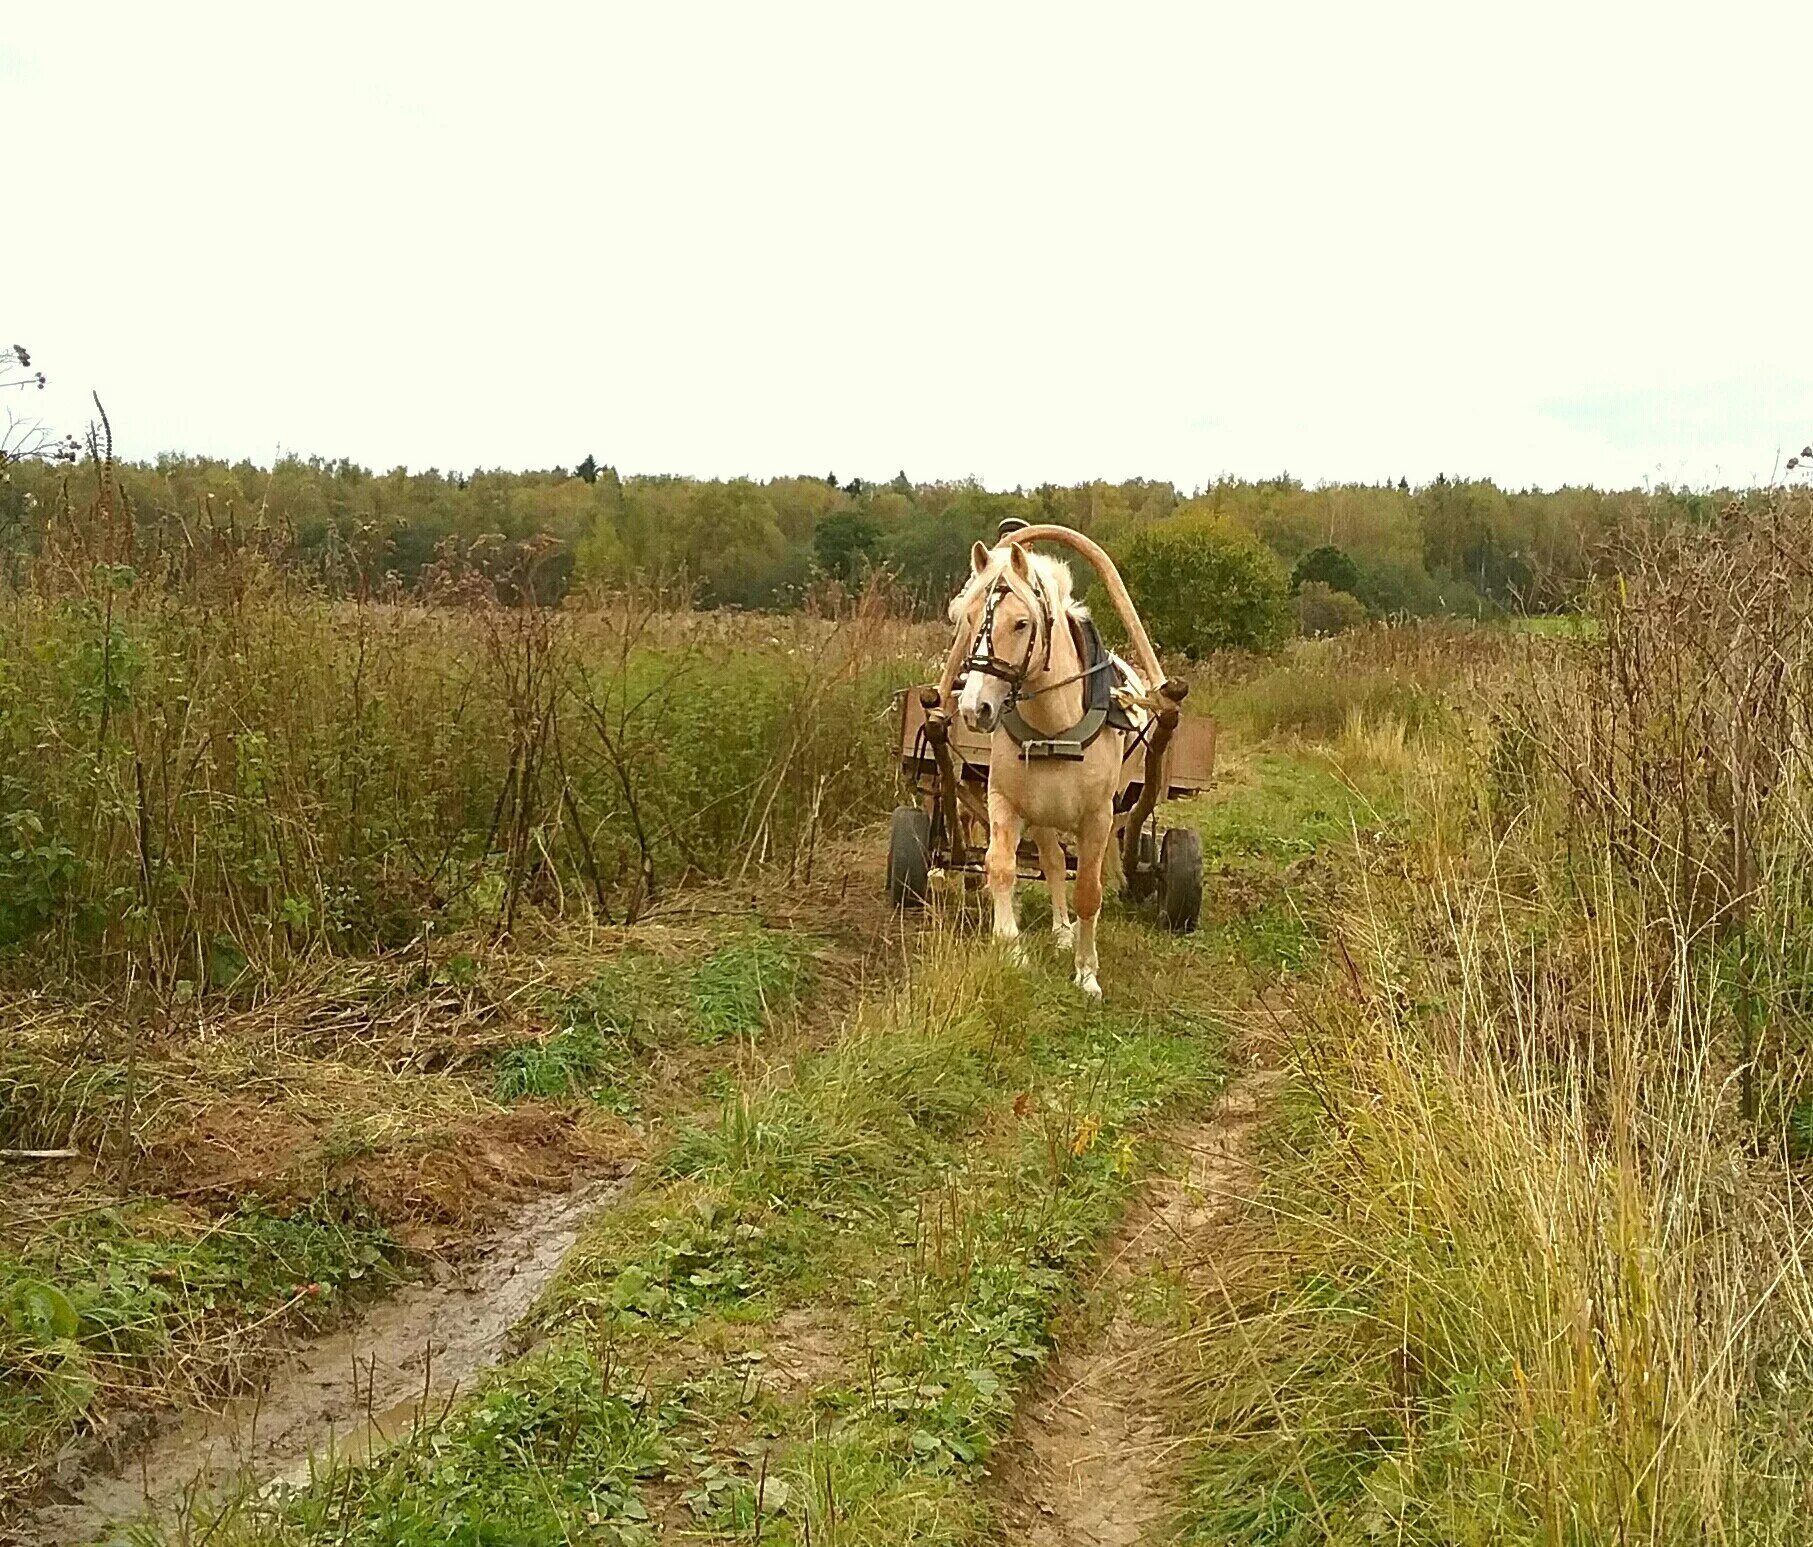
1006, 543, 1031, 580
970, 541, 990, 576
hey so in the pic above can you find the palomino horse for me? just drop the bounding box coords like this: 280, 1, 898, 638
946, 539, 1150, 997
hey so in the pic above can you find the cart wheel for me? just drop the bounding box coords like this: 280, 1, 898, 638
887, 807, 933, 907
1157, 828, 1203, 932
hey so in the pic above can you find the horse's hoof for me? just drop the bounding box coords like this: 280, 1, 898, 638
1052, 922, 1076, 949
1005, 937, 1031, 968
1074, 970, 1102, 999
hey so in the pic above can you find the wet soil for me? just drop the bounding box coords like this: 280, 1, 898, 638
26, 1169, 631, 1546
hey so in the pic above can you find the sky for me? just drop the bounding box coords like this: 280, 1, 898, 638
6, 1, 1813, 492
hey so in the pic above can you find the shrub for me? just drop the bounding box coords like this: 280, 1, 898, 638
0, 522, 933, 987
1295, 581, 1367, 638
812, 511, 881, 585
1353, 555, 1456, 618
1289, 543, 1361, 597
1114, 514, 1292, 658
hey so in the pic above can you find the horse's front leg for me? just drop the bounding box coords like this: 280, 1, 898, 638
1071, 808, 1112, 998
1031, 827, 1073, 948
985, 791, 1027, 962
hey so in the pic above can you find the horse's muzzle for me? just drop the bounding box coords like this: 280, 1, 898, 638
969, 699, 998, 733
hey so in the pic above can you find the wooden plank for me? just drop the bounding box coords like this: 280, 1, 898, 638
1165, 716, 1217, 793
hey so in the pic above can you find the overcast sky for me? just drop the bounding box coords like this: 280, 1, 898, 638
7, 2, 1812, 490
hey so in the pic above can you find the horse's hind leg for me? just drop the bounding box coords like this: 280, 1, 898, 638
1032, 827, 1073, 947
1072, 810, 1111, 998
985, 793, 1027, 962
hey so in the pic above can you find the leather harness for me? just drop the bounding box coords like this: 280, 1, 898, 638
962, 579, 1137, 762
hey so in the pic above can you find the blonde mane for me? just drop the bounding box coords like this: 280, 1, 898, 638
947, 546, 1088, 631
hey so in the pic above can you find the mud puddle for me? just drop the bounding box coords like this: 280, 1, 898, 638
31, 1170, 632, 1545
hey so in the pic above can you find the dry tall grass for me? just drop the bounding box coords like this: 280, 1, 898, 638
0, 467, 940, 991
1181, 501, 1813, 1543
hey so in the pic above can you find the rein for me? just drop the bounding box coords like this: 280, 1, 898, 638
1015, 656, 1112, 701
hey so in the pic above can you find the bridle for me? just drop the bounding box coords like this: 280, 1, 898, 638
957, 560, 1125, 761
961, 571, 1053, 697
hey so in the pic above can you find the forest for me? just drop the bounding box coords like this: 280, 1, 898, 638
0, 444, 1735, 619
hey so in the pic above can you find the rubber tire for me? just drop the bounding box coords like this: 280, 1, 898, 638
887, 807, 933, 908
1157, 827, 1203, 932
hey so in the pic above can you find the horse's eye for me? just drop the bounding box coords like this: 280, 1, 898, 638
1012, 618, 1029, 631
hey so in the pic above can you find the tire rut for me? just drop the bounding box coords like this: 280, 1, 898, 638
15, 838, 913, 1546
988, 1063, 1274, 1547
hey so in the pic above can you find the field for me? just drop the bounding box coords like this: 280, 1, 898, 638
5, 496, 1813, 1546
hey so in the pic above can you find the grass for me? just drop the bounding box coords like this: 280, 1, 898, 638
23, 577, 1809, 1546
492, 929, 817, 1104
1173, 616, 1813, 1543
139, 724, 1380, 1547
0, 912, 832, 1523
0, 561, 929, 988
185, 927, 1230, 1546
245, 1342, 672, 1546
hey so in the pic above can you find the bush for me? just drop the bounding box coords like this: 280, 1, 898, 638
1295, 581, 1367, 638
0, 548, 930, 986
1114, 514, 1292, 658
812, 511, 881, 585
1289, 544, 1361, 597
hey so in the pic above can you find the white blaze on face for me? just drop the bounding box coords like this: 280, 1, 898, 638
958, 654, 1012, 732
950, 540, 1031, 734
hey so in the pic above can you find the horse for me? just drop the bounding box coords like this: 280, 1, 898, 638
946, 539, 1148, 997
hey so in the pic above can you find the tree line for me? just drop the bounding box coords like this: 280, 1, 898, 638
0, 446, 1736, 620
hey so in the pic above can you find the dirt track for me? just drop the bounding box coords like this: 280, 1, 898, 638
16, 831, 1272, 1547
989, 1063, 1273, 1546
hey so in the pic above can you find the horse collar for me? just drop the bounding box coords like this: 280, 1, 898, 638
997, 612, 1115, 762
1001, 702, 1110, 761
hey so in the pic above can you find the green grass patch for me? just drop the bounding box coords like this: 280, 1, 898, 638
198, 1341, 672, 1546
1212, 899, 1317, 973
1189, 753, 1387, 875
1506, 613, 1601, 640
493, 930, 818, 1105
689, 929, 815, 1040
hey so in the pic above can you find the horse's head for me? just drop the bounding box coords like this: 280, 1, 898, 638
948, 541, 1074, 733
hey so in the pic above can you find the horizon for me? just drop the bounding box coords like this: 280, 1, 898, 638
9, 3, 1813, 490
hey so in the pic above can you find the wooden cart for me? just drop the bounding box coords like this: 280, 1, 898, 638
887, 678, 1217, 930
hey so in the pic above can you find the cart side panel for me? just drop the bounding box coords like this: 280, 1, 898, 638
1165, 716, 1217, 795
